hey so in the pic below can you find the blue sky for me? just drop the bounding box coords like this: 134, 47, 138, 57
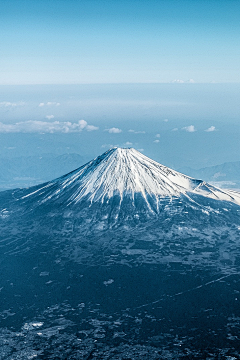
1, 0, 240, 84
0, 1, 239, 174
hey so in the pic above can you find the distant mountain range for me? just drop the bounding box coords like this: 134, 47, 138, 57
0, 153, 90, 190
179, 161, 240, 189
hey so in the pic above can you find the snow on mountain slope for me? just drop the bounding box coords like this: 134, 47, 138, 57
21, 147, 240, 207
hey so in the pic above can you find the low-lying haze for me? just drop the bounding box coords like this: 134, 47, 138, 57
0, 84, 239, 172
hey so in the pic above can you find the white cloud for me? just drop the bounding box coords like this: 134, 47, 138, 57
0, 120, 98, 133
85, 124, 99, 131
128, 129, 145, 134
205, 126, 216, 132
47, 102, 60, 106
46, 115, 55, 120
137, 148, 144, 152
39, 102, 60, 107
163, 119, 169, 122
124, 142, 133, 146
105, 127, 122, 134
182, 125, 196, 133
0, 101, 25, 107
171, 79, 195, 84
172, 79, 185, 83
101, 144, 114, 148
155, 134, 160, 138
101, 143, 119, 149
73, 120, 99, 131
172, 128, 178, 131
78, 119, 87, 129
153, 139, 160, 143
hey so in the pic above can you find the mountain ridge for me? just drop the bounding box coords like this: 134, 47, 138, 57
21, 147, 240, 208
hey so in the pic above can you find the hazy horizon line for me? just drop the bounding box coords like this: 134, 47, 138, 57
1, 82, 240, 86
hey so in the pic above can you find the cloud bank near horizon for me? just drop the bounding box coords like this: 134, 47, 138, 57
0, 101, 26, 107
39, 102, 60, 107
0, 120, 98, 133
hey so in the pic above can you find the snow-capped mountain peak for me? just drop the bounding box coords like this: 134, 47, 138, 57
22, 147, 240, 207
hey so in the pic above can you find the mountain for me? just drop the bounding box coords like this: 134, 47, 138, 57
4, 147, 240, 225
0, 153, 89, 190
20, 147, 240, 204
1, 151, 239, 193
1, 148, 240, 359
179, 160, 240, 190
